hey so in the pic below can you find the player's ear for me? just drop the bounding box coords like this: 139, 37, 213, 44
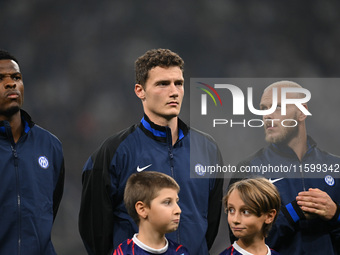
265, 209, 277, 224
297, 103, 308, 121
135, 84, 146, 101
135, 201, 148, 219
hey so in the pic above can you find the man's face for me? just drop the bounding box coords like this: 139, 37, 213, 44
260, 87, 299, 144
0, 59, 24, 120
137, 66, 184, 124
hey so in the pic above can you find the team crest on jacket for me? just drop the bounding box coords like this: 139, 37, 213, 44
38, 156, 49, 169
195, 164, 206, 176
325, 175, 335, 186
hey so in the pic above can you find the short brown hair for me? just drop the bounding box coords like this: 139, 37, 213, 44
135, 48, 184, 87
124, 171, 180, 225
224, 178, 281, 237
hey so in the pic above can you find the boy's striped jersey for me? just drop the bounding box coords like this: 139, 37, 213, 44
113, 235, 189, 255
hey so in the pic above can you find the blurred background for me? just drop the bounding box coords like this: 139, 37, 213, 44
1, 0, 340, 254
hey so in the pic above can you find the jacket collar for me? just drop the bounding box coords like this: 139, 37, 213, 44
271, 135, 316, 158
0, 109, 33, 135
139, 114, 188, 143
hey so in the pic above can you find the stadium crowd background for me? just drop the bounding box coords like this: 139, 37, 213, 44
1, 0, 340, 254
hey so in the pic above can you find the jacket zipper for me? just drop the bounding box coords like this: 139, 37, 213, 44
166, 127, 175, 177
166, 127, 181, 243
11, 144, 21, 254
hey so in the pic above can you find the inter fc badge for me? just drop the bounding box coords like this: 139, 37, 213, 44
325, 175, 335, 186
38, 156, 49, 169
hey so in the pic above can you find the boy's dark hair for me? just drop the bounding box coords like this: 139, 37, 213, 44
224, 177, 281, 237
124, 171, 180, 225
135, 48, 184, 87
0, 49, 19, 64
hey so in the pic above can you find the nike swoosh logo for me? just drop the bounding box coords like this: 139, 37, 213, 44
269, 177, 284, 184
137, 164, 152, 172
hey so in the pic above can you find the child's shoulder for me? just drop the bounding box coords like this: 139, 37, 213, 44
167, 239, 190, 254
219, 245, 280, 255
113, 238, 190, 255
113, 238, 135, 254
270, 248, 280, 255
219, 245, 240, 255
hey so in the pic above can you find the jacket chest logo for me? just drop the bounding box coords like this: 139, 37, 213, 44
325, 175, 335, 186
38, 156, 49, 169
137, 164, 152, 172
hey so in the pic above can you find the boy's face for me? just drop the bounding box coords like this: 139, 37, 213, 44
145, 188, 181, 234
135, 66, 184, 125
227, 189, 272, 242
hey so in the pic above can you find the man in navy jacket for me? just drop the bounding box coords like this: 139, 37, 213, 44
234, 81, 340, 255
79, 48, 223, 255
0, 49, 65, 254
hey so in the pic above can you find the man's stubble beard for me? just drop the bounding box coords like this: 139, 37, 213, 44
265, 117, 299, 145
0, 106, 20, 118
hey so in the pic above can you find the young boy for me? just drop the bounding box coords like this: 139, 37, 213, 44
220, 178, 281, 255
113, 171, 189, 255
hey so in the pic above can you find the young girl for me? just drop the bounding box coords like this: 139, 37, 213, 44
220, 178, 281, 255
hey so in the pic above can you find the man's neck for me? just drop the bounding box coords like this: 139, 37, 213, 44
286, 133, 308, 161
1, 111, 23, 143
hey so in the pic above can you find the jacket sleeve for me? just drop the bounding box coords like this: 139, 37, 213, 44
206, 177, 223, 249
268, 199, 340, 250
79, 145, 115, 255
206, 150, 224, 250
53, 157, 65, 221
329, 203, 340, 254
266, 202, 304, 249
